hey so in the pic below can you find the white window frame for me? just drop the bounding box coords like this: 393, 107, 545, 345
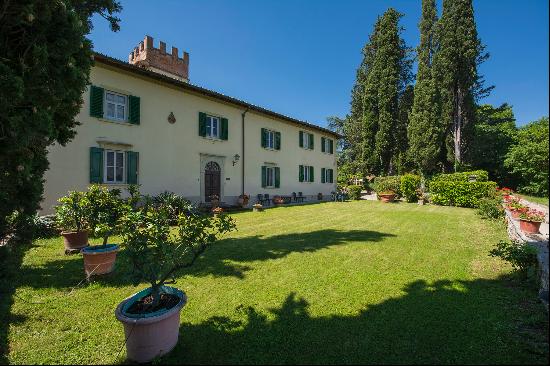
265, 130, 275, 149
104, 149, 126, 184
302, 133, 310, 150
324, 168, 332, 183
266, 166, 275, 188
303, 165, 311, 182
323, 138, 332, 154
104, 90, 128, 122
205, 115, 220, 139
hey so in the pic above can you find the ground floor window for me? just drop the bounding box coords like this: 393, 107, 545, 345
262, 165, 280, 188
322, 168, 334, 183
105, 150, 125, 183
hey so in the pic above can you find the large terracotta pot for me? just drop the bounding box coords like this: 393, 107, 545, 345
61, 230, 88, 251
519, 219, 542, 234
81, 244, 119, 276
115, 286, 187, 363
378, 193, 395, 203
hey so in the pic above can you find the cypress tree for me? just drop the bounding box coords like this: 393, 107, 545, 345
408, 0, 444, 174
394, 85, 415, 174
433, 0, 491, 170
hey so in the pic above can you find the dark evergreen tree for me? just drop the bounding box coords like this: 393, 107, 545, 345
433, 0, 492, 170
408, 0, 444, 175
394, 85, 415, 174
0, 0, 121, 239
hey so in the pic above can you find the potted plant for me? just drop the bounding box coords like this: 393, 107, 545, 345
237, 194, 250, 207
55, 190, 90, 253
378, 191, 396, 203
115, 204, 236, 363
212, 206, 224, 215
253, 203, 263, 212
210, 194, 220, 209
272, 196, 284, 205
518, 209, 545, 234
506, 198, 527, 219
81, 185, 127, 277
498, 187, 513, 202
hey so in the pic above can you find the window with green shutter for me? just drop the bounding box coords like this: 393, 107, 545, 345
299, 131, 304, 148
199, 112, 207, 137
329, 139, 334, 154
126, 151, 139, 184
221, 117, 228, 140
299, 165, 304, 182
321, 137, 326, 153
89, 86, 104, 118
329, 169, 334, 183
261, 166, 267, 188
309, 134, 314, 150
89, 147, 104, 183
261, 128, 267, 148
321, 168, 326, 183
275, 132, 281, 150
274, 167, 280, 188
128, 95, 140, 124
309, 166, 314, 182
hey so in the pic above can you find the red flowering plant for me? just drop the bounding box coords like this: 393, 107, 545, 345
506, 197, 527, 211
497, 187, 514, 202
519, 209, 546, 223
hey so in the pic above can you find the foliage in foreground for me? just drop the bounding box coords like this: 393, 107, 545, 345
505, 117, 549, 197
0, 0, 122, 241
477, 197, 505, 220
490, 240, 538, 277
400, 174, 421, 202
347, 185, 363, 200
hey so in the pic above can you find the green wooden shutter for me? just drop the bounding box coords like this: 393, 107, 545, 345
329, 169, 334, 183
128, 95, 140, 124
261, 128, 267, 148
309, 166, 314, 182
89, 147, 104, 183
275, 132, 281, 150
309, 134, 314, 150
274, 167, 280, 188
321, 137, 326, 153
126, 151, 139, 184
221, 118, 228, 140
329, 139, 334, 154
261, 166, 267, 188
89, 86, 104, 118
299, 131, 304, 147
321, 168, 326, 183
199, 112, 207, 137
299, 165, 304, 182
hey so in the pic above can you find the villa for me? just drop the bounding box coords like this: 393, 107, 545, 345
41, 36, 339, 213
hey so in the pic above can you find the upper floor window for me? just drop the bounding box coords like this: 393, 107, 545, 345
261, 128, 281, 150
206, 115, 220, 138
299, 131, 314, 150
105, 91, 128, 122
321, 137, 334, 154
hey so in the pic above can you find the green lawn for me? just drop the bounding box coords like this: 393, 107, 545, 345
517, 194, 549, 207
1, 201, 548, 364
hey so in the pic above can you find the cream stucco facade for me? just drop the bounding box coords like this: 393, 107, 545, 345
42, 56, 338, 213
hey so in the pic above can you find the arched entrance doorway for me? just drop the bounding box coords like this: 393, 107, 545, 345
204, 161, 221, 202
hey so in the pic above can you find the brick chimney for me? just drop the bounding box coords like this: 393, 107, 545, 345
128, 35, 189, 82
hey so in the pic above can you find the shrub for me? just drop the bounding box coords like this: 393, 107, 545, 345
431, 170, 489, 184
490, 240, 538, 276
152, 191, 193, 224
347, 185, 362, 200
400, 174, 421, 202
477, 197, 505, 219
429, 181, 497, 208
32, 215, 60, 239
372, 176, 402, 196
85, 185, 128, 245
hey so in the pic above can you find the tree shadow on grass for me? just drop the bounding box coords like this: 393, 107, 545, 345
162, 276, 548, 365
14, 229, 396, 291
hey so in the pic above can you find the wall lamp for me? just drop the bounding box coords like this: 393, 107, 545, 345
232, 154, 240, 166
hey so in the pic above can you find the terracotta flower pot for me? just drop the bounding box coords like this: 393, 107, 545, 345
81, 244, 119, 276
510, 209, 520, 219
519, 219, 542, 234
61, 230, 88, 251
378, 193, 395, 203
115, 287, 187, 363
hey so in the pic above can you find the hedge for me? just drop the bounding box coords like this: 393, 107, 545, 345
372, 176, 402, 197
431, 170, 489, 183
430, 181, 497, 208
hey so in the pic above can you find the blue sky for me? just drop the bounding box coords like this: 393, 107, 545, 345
90, 0, 549, 128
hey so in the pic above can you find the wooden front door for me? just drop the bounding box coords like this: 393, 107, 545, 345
204, 161, 221, 202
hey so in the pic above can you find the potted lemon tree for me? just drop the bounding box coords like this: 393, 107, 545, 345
55, 191, 90, 253
115, 202, 236, 362
81, 185, 127, 277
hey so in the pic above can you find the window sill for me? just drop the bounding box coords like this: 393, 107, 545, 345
203, 136, 223, 142
97, 118, 136, 126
